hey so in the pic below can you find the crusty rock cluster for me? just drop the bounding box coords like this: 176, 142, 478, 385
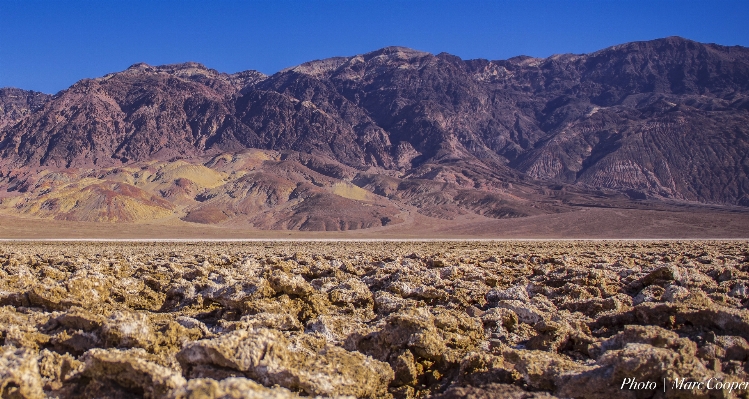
0, 241, 748, 398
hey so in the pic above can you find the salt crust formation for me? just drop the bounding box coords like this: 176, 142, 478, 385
0, 241, 748, 398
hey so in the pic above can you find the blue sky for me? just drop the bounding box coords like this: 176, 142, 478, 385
1, 0, 748, 94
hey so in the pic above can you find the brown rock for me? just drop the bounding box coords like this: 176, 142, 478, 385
54, 307, 106, 331
714, 335, 749, 362
50, 330, 101, 355
1, 325, 49, 350
177, 328, 393, 398
493, 300, 548, 325
502, 348, 591, 391
81, 348, 186, 399
357, 307, 446, 362
559, 295, 631, 317
640, 265, 683, 287
230, 312, 304, 332
168, 377, 301, 399
432, 383, 558, 399
456, 352, 521, 387
0, 346, 44, 399
558, 343, 723, 399
101, 310, 157, 350
588, 325, 696, 359
27, 275, 111, 311
305, 314, 370, 344
481, 307, 519, 332
38, 349, 82, 391
267, 270, 314, 297
633, 285, 665, 306
392, 349, 419, 387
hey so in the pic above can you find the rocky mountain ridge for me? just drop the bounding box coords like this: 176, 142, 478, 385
0, 88, 51, 131
1, 37, 748, 229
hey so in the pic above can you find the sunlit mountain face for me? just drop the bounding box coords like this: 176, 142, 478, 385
1, 37, 748, 230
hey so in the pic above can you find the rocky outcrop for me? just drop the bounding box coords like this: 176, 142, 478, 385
0, 88, 50, 131
81, 348, 186, 399
0, 346, 45, 399
0, 64, 264, 169
177, 328, 393, 398
169, 377, 300, 399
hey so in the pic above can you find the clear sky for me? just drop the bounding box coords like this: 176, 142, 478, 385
1, 0, 748, 94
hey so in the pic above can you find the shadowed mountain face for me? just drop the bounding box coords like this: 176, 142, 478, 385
1, 37, 748, 229
0, 88, 51, 131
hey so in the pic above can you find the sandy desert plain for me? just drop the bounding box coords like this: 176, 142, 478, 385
0, 238, 747, 399
1, 202, 749, 240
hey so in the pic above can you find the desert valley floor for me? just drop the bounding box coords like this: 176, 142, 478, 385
1, 204, 749, 240
1, 240, 749, 398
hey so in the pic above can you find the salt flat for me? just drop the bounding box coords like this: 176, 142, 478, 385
0, 240, 747, 398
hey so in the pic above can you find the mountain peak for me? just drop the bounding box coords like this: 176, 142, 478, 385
126, 62, 152, 70
162, 61, 209, 70
282, 57, 351, 76
364, 46, 430, 60
122, 61, 214, 76
282, 47, 432, 77
597, 35, 732, 54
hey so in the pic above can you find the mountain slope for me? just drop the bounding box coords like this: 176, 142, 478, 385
0, 88, 51, 131
1, 37, 748, 229
0, 63, 265, 168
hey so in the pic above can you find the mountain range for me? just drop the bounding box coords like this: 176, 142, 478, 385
1, 36, 748, 230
